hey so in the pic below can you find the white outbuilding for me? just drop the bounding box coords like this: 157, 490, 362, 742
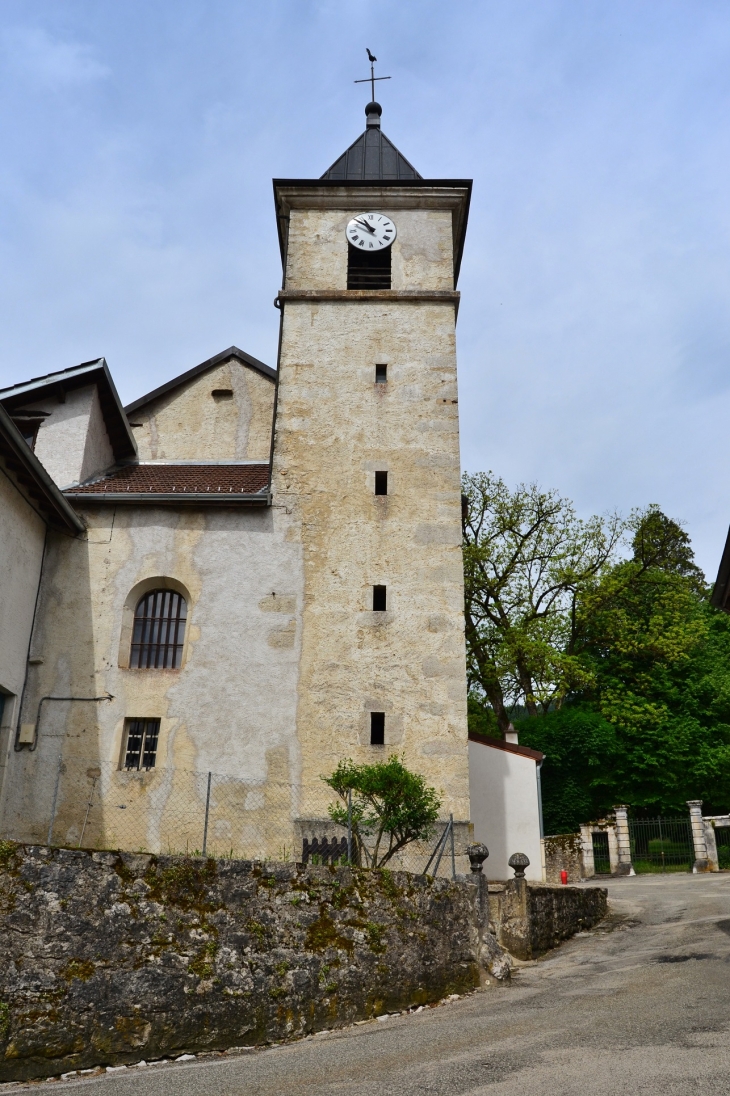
468, 732, 545, 882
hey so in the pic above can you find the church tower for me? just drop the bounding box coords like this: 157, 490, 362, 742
272, 100, 472, 830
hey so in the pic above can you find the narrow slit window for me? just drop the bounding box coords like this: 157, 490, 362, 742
123, 718, 160, 770
348, 244, 391, 290
370, 712, 385, 745
130, 589, 187, 669
375, 364, 387, 384
374, 471, 388, 496
372, 585, 387, 611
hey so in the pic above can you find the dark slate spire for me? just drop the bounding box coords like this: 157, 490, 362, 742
321, 102, 422, 181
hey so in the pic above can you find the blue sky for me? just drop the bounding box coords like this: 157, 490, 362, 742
1, 1, 729, 576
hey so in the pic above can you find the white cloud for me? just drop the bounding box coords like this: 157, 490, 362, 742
2, 26, 109, 89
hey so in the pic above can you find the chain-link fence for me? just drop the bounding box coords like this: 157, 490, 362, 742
2, 756, 470, 878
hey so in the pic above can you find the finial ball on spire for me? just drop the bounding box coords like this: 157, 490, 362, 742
365, 100, 382, 128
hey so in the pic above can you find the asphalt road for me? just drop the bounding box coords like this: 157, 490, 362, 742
9, 872, 730, 1096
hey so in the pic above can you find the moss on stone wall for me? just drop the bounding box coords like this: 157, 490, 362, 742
543, 832, 584, 884
0, 843, 481, 1083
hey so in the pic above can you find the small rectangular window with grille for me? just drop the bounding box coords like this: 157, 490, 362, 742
123, 718, 160, 770
370, 712, 385, 745
374, 471, 388, 495
372, 585, 387, 611
348, 244, 391, 290
375, 364, 387, 383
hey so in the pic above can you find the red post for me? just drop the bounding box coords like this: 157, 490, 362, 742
560, 870, 568, 885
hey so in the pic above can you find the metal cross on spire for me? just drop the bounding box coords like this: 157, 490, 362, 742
354, 48, 391, 102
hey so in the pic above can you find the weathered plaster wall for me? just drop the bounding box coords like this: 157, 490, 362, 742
1, 197, 470, 857
0, 467, 45, 702
30, 386, 114, 488
272, 297, 469, 820
0, 501, 304, 852
0, 844, 484, 1082
0, 464, 46, 808
285, 208, 454, 291
468, 740, 543, 882
130, 358, 275, 462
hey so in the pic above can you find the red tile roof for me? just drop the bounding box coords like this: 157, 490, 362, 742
65, 463, 270, 497
468, 732, 544, 762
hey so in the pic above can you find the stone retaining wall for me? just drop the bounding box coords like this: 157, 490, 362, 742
489, 879, 608, 960
0, 843, 485, 1082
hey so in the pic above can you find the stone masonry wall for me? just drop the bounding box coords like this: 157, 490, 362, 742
542, 833, 584, 884
273, 191, 471, 825
489, 879, 607, 961
527, 883, 607, 956
0, 843, 483, 1083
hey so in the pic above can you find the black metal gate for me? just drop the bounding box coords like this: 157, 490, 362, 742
629, 816, 694, 873
592, 831, 612, 874
715, 825, 730, 870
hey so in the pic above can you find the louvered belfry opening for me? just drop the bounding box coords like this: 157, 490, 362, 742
347, 243, 391, 289
130, 589, 187, 669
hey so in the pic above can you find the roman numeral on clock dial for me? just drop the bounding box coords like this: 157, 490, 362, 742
345, 213, 397, 251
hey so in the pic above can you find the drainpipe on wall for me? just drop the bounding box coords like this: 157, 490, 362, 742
536, 758, 546, 883
13, 529, 48, 752
24, 694, 114, 752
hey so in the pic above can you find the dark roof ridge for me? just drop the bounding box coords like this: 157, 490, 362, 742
134, 458, 270, 466
0, 357, 136, 463
0, 357, 106, 396
467, 731, 544, 762
321, 127, 422, 181
125, 346, 276, 416
0, 402, 84, 533
711, 524, 730, 611
320, 101, 421, 181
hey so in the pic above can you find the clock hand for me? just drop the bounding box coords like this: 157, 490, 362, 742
354, 218, 376, 234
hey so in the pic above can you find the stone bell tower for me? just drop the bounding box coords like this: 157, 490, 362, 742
272, 100, 472, 824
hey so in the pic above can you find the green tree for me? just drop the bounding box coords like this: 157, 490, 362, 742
580, 507, 709, 720
324, 756, 441, 868
514, 704, 620, 833
630, 504, 706, 592
518, 507, 730, 826
462, 471, 623, 735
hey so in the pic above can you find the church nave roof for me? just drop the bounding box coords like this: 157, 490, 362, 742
65, 461, 270, 504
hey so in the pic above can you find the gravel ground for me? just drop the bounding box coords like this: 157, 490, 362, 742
6, 872, 730, 1096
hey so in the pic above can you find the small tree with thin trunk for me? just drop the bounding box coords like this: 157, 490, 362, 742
324, 756, 441, 868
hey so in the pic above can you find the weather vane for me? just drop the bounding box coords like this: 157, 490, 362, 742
354, 48, 391, 102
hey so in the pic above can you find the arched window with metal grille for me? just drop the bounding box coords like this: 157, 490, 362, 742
130, 589, 187, 669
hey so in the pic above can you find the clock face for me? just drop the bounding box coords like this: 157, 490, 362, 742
346, 213, 397, 251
